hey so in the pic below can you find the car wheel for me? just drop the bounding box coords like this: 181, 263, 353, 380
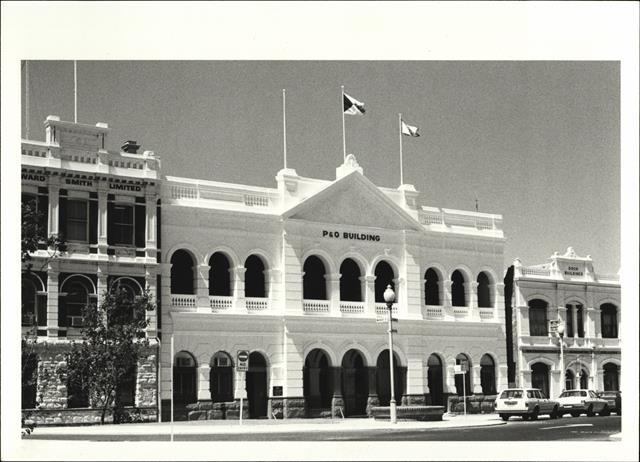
599, 405, 610, 417
522, 414, 530, 421
499, 414, 509, 421
571, 412, 580, 417
530, 407, 539, 421
586, 405, 595, 417
550, 406, 559, 420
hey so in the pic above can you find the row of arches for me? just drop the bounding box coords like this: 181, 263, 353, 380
170, 248, 497, 307
530, 361, 620, 398
528, 299, 619, 338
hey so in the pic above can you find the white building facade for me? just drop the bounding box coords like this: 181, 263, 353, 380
512, 247, 621, 400
160, 154, 509, 419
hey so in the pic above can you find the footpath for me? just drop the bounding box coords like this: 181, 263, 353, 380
26, 413, 504, 438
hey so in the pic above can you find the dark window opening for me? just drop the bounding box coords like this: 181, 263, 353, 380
210, 351, 233, 402
111, 204, 134, 246
339, 258, 362, 302
531, 363, 549, 398
303, 349, 332, 410
529, 299, 548, 336
22, 353, 38, 409
303, 256, 327, 300
451, 270, 466, 307
374, 261, 395, 303
376, 350, 404, 406
209, 252, 231, 296
424, 268, 440, 305
115, 364, 136, 407
244, 255, 266, 298
601, 304, 618, 338
66, 199, 89, 242
480, 354, 496, 395
477, 272, 491, 308
427, 354, 444, 405
173, 351, 197, 406
170, 250, 195, 294
454, 353, 471, 396
603, 363, 619, 391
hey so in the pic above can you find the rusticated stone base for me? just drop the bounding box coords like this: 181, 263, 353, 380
186, 399, 249, 421
22, 407, 157, 426
447, 394, 498, 414
268, 397, 306, 419
401, 394, 427, 406
371, 405, 445, 421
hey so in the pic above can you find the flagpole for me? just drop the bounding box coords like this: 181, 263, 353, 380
398, 113, 404, 186
282, 89, 287, 169
74, 60, 78, 123
25, 60, 30, 139
341, 85, 346, 161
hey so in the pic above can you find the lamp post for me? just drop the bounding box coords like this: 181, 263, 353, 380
383, 285, 397, 424
557, 322, 565, 391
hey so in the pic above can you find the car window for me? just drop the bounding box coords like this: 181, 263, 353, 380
560, 391, 581, 398
500, 390, 523, 399
538, 390, 547, 399
527, 391, 535, 399
589, 391, 596, 398
580, 391, 587, 397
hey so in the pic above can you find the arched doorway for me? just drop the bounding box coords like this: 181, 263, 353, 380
341, 349, 368, 417
427, 354, 444, 405
246, 352, 268, 418
303, 349, 332, 413
565, 369, 575, 390
531, 363, 549, 398
455, 353, 472, 396
480, 354, 496, 395
173, 351, 197, 406
603, 363, 619, 391
376, 350, 404, 406
210, 351, 234, 402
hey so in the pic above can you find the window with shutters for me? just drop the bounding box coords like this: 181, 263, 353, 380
112, 204, 134, 246
67, 199, 89, 242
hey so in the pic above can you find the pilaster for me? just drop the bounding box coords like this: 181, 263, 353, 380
97, 183, 108, 256
197, 364, 211, 400
232, 266, 246, 311
363, 275, 376, 316
145, 193, 157, 259
47, 183, 60, 237
326, 273, 341, 316
196, 263, 210, 312
46, 261, 60, 337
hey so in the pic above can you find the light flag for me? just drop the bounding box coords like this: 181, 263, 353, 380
343, 93, 365, 115
401, 120, 420, 137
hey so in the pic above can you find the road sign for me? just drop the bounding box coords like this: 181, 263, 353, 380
376, 314, 399, 323
454, 364, 468, 374
549, 320, 559, 333
237, 350, 249, 372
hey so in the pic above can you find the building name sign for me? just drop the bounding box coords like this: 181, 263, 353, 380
65, 178, 94, 187
22, 173, 46, 182
322, 230, 381, 242
564, 265, 584, 277
109, 183, 142, 192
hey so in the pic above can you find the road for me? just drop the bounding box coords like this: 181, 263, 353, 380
24, 415, 620, 441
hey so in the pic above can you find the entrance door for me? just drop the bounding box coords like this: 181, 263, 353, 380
246, 352, 268, 418
427, 354, 444, 405
341, 349, 368, 417
531, 363, 549, 398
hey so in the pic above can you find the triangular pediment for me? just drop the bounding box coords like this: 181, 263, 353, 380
282, 171, 424, 232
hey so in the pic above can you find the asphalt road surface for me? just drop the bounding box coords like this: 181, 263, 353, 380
24, 415, 620, 441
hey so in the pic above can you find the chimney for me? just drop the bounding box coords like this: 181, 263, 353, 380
121, 140, 141, 154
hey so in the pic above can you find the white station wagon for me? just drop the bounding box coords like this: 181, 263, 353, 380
495, 388, 560, 421
557, 389, 610, 417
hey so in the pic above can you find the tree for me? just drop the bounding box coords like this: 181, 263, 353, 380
21, 198, 66, 272
64, 284, 155, 424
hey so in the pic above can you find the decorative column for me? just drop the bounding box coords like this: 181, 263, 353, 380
393, 277, 404, 316
330, 366, 344, 417
47, 184, 60, 237
265, 268, 281, 312
197, 364, 212, 401
232, 266, 246, 312
585, 306, 597, 341
46, 261, 60, 338
365, 366, 378, 415
472, 364, 482, 394
363, 275, 376, 316
444, 363, 457, 394
494, 282, 505, 321
97, 185, 108, 256
326, 272, 341, 316
145, 193, 157, 260
196, 263, 210, 313
518, 305, 530, 336
442, 280, 453, 320
594, 307, 602, 339
466, 281, 479, 320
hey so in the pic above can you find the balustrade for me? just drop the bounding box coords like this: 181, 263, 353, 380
339, 301, 365, 316
171, 294, 197, 310
424, 306, 444, 319
209, 296, 232, 312
246, 297, 269, 312
302, 299, 330, 314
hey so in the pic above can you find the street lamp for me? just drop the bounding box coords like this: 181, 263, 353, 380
556, 322, 565, 391
383, 285, 397, 424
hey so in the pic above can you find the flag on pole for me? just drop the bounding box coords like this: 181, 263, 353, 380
343, 93, 365, 115
401, 120, 420, 137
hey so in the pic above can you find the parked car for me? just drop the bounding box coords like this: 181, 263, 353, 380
597, 391, 621, 415
495, 388, 560, 421
557, 389, 610, 417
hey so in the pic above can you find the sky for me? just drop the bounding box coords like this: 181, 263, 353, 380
21, 60, 620, 274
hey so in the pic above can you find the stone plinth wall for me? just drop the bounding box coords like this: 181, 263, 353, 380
186, 400, 250, 420
447, 394, 497, 414
22, 407, 157, 426
269, 397, 306, 419
371, 405, 445, 421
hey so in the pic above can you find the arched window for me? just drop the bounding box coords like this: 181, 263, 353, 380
531, 363, 549, 398
339, 259, 362, 302
454, 353, 471, 396
480, 354, 496, 395
374, 261, 395, 303
603, 363, 619, 391
61, 276, 94, 328
303, 256, 327, 300
564, 369, 575, 391
209, 252, 231, 296
22, 353, 38, 409
22, 277, 38, 326
476, 272, 491, 308
245, 255, 266, 298
576, 305, 584, 338
109, 278, 143, 325
174, 351, 197, 406
376, 350, 404, 406
210, 351, 233, 402
171, 250, 195, 294
424, 268, 440, 306
427, 354, 444, 405
528, 299, 548, 336
600, 304, 618, 338
451, 270, 466, 307
304, 349, 332, 410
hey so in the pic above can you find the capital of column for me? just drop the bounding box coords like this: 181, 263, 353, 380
160, 262, 172, 276
464, 281, 479, 289
362, 275, 376, 283
442, 280, 452, 290
324, 273, 341, 283
265, 268, 281, 281
46, 259, 60, 273
495, 282, 505, 295
557, 305, 567, 313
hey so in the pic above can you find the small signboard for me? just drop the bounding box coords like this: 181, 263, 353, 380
376, 313, 399, 324
549, 320, 559, 333
272, 386, 283, 397
237, 350, 249, 372
454, 365, 464, 374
